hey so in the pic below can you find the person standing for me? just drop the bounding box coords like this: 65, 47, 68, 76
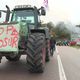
50, 36, 56, 56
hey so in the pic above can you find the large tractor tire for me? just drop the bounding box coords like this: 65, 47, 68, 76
5, 53, 20, 61
26, 33, 46, 73
45, 40, 50, 62
45, 48, 50, 62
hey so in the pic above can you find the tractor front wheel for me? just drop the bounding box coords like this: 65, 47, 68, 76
26, 33, 46, 73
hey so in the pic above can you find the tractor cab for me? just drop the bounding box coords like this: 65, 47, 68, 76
0, 5, 46, 28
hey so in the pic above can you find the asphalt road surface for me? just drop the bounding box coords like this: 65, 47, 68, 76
0, 46, 80, 80
58, 46, 80, 80
0, 52, 59, 80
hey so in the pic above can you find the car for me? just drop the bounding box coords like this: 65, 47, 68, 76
69, 40, 76, 46
63, 40, 69, 46
56, 40, 63, 46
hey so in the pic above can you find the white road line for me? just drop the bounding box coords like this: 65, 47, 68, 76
56, 46, 59, 53
56, 46, 67, 80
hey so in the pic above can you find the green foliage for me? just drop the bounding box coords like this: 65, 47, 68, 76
55, 22, 71, 39
47, 22, 55, 31
41, 23, 47, 27
41, 21, 71, 40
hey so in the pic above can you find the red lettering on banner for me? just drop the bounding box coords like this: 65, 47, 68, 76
0, 40, 3, 48
8, 38, 11, 46
2, 38, 8, 47
12, 37, 18, 48
0, 25, 19, 49
0, 37, 18, 48
11, 28, 18, 36
6, 26, 14, 34
0, 27, 4, 35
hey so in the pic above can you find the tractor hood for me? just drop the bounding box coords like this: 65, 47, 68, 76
0, 21, 28, 52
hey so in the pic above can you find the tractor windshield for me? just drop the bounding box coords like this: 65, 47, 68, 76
11, 10, 35, 23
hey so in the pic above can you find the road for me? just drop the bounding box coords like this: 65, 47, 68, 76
58, 46, 80, 80
0, 46, 80, 80
0, 52, 59, 80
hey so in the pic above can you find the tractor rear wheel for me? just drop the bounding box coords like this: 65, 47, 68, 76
26, 33, 46, 73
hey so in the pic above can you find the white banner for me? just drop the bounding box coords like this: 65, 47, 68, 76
0, 23, 20, 51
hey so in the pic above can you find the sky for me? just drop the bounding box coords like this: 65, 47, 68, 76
0, 0, 80, 25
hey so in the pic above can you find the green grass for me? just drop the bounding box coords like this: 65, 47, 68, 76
70, 45, 80, 49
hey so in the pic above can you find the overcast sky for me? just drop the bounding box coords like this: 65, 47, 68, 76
0, 0, 80, 25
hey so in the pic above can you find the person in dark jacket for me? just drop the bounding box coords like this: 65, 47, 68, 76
50, 36, 56, 56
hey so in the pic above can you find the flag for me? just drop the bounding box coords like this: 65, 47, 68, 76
43, 0, 48, 10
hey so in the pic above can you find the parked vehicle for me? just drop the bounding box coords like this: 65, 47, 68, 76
69, 39, 80, 46
56, 40, 63, 46
69, 40, 76, 46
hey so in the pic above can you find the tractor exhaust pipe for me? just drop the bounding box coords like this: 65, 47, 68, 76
0, 5, 10, 22
5, 5, 10, 22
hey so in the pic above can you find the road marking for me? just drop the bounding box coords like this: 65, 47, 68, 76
56, 46, 59, 53
56, 46, 67, 80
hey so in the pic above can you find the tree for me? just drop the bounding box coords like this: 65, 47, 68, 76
76, 24, 80, 27
55, 22, 71, 40
47, 22, 55, 31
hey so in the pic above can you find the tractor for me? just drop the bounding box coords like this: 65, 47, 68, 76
0, 5, 50, 73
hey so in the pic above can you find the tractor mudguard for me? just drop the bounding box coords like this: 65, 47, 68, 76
30, 27, 50, 39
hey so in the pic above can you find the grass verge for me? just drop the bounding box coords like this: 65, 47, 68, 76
70, 45, 80, 49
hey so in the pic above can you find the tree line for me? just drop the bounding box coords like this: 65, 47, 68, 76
41, 21, 71, 40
